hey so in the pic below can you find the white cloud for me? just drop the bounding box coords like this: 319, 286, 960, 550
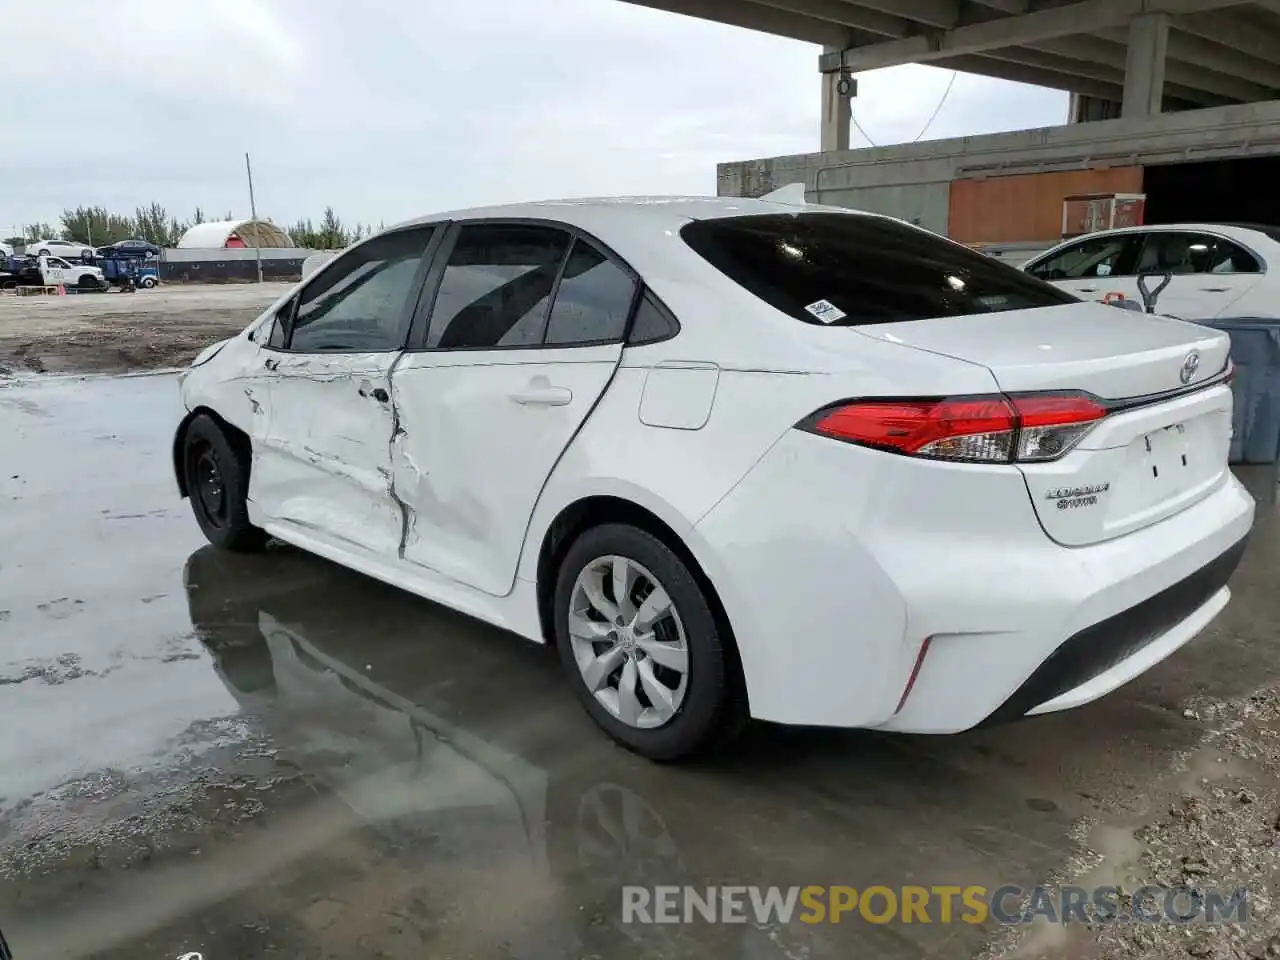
0, 0, 1066, 234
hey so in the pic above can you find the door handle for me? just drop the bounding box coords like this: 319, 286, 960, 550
1200, 286, 1229, 293
509, 385, 573, 406
1077, 286, 1098, 293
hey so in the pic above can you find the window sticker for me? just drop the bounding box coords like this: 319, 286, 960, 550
804, 299, 846, 324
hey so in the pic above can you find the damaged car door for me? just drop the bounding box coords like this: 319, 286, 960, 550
390, 222, 637, 596
254, 226, 438, 557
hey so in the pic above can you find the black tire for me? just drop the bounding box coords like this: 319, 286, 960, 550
553, 523, 745, 761
76, 274, 98, 291
140, 275, 157, 288
182, 414, 268, 552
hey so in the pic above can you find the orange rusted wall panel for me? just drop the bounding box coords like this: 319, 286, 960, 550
948, 168, 1144, 244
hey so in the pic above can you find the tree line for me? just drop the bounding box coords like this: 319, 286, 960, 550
4, 204, 381, 250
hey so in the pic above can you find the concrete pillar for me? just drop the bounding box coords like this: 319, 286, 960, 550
1122, 13, 1169, 118
821, 46, 851, 152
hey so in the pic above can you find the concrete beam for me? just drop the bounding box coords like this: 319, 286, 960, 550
817, 0, 1248, 72
1165, 29, 1280, 91
749, 0, 913, 37
1094, 26, 1280, 100
1177, 10, 1280, 64
1033, 35, 1234, 105
851, 0, 961, 29
933, 53, 1126, 100
982, 45, 1127, 85
934, 52, 1212, 112
965, 0, 1029, 12
620, 0, 852, 46
1122, 12, 1169, 117
989, 42, 1222, 105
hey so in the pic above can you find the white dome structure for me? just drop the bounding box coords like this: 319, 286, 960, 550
177, 219, 293, 249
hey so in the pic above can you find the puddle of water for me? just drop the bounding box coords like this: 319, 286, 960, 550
1176, 743, 1255, 798
0, 648, 246, 814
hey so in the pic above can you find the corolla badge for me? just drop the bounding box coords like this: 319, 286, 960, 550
1180, 350, 1200, 385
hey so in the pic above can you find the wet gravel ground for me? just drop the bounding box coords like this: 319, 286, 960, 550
0, 372, 1277, 960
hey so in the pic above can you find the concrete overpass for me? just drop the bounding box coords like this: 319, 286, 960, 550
621, 0, 1280, 149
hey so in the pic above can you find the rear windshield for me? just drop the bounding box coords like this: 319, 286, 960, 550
680, 213, 1075, 326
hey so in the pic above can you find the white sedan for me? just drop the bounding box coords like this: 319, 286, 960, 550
1022, 223, 1280, 320
173, 197, 1255, 759
27, 238, 95, 261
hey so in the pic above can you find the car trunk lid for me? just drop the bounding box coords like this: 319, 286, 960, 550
855, 303, 1234, 546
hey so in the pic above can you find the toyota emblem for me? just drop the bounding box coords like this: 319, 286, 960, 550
1180, 350, 1200, 385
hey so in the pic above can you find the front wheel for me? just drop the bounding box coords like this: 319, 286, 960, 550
554, 523, 745, 761
139, 275, 157, 289
182, 414, 268, 552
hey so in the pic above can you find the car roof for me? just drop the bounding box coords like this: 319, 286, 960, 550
388, 195, 897, 290
392, 195, 865, 235
1053, 222, 1277, 243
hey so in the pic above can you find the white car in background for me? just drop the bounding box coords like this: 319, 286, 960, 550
27, 238, 94, 261
1022, 223, 1280, 320
172, 197, 1254, 759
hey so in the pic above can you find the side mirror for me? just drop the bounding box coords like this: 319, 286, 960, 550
1137, 271, 1172, 314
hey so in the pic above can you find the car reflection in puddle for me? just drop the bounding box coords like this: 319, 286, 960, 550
182, 545, 827, 959
177, 544, 1072, 960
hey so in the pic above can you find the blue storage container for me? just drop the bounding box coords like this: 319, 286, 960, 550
1198, 318, 1280, 466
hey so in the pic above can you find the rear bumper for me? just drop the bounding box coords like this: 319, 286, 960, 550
694, 430, 1256, 731
980, 534, 1246, 726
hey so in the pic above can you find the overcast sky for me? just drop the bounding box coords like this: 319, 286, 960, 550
0, 0, 1067, 234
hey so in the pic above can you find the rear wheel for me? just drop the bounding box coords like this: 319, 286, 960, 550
554, 523, 745, 761
182, 414, 268, 552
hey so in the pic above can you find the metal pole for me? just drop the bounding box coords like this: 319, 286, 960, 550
245, 152, 264, 284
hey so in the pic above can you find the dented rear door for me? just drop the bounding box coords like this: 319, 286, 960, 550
389, 224, 635, 597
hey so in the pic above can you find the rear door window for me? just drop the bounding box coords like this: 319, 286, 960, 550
681, 213, 1075, 327
1135, 232, 1260, 275
424, 224, 571, 349
543, 240, 637, 346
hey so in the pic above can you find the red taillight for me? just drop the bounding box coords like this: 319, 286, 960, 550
804, 393, 1107, 464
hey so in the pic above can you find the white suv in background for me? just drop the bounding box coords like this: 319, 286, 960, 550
27, 238, 95, 261
1022, 223, 1279, 321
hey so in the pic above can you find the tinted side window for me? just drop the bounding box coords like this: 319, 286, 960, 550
682, 214, 1075, 327
1029, 235, 1141, 280
1136, 232, 1260, 275
544, 241, 637, 346
426, 224, 571, 349
627, 290, 679, 345
289, 227, 433, 353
